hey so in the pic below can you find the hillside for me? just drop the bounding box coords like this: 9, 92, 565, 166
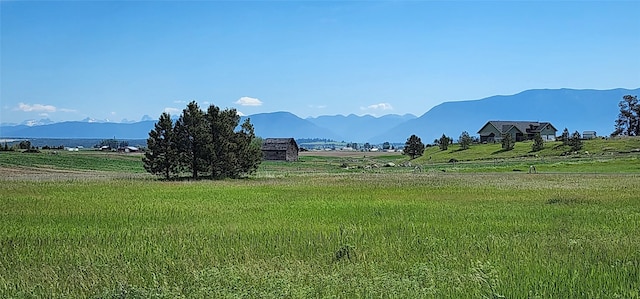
371, 88, 640, 143
412, 136, 640, 164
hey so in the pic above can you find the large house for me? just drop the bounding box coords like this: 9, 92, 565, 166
478, 121, 557, 143
261, 138, 299, 161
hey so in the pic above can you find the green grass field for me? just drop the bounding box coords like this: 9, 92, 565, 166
1, 140, 640, 298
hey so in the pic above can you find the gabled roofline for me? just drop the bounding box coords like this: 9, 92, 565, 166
539, 122, 558, 132
479, 121, 557, 135
477, 121, 502, 134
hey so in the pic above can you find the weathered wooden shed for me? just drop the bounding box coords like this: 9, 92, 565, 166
261, 138, 299, 161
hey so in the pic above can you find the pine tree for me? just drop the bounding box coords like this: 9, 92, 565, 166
143, 112, 177, 179
438, 134, 451, 151
569, 131, 583, 151
612, 95, 639, 136
458, 131, 472, 150
531, 133, 544, 152
235, 118, 263, 177
501, 133, 514, 150
403, 134, 425, 159
174, 101, 208, 179
561, 128, 570, 145
206, 106, 240, 179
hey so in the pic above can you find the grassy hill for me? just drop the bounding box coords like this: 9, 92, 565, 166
1, 137, 639, 178
414, 137, 640, 164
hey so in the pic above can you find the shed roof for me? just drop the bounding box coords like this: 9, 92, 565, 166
261, 138, 298, 151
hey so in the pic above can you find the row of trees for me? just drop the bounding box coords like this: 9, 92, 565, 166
143, 101, 262, 179
402, 131, 472, 159
401, 128, 588, 160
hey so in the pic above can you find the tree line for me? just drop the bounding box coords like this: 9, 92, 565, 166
143, 101, 262, 179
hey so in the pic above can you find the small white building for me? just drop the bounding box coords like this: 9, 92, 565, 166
583, 131, 597, 139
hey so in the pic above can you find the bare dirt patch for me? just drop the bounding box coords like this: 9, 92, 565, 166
300, 151, 402, 158
0, 166, 146, 181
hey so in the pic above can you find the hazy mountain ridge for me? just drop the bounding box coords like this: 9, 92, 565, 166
306, 113, 417, 142
1, 88, 638, 143
370, 88, 639, 143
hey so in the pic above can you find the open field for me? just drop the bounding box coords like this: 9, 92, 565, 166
1, 143, 640, 298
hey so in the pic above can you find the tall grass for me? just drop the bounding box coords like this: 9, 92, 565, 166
0, 150, 146, 173
1, 173, 639, 298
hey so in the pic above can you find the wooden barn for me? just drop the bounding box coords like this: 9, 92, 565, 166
261, 138, 299, 161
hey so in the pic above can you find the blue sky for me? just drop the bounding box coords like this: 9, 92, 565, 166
1, 1, 639, 124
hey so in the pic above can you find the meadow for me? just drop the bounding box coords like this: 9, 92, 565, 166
1, 143, 640, 298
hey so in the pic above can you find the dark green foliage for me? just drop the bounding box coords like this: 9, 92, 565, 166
501, 133, 514, 151
403, 134, 425, 159
458, 131, 472, 150
561, 128, 570, 145
235, 118, 262, 177
18, 140, 31, 150
438, 134, 451, 151
205, 106, 262, 179
569, 131, 583, 151
612, 95, 640, 136
143, 112, 177, 179
531, 133, 544, 152
382, 142, 391, 150
144, 102, 262, 180
174, 101, 209, 179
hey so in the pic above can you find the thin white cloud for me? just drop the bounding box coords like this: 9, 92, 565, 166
235, 96, 263, 106
16, 103, 57, 113
173, 100, 186, 104
237, 110, 246, 116
163, 107, 181, 115
308, 104, 327, 109
15, 102, 76, 113
361, 102, 393, 111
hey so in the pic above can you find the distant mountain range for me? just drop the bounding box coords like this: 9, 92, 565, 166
1, 88, 638, 143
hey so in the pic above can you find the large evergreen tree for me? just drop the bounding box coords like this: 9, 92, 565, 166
143, 112, 177, 179
234, 118, 263, 177
174, 101, 209, 179
206, 106, 242, 179
612, 95, 639, 136
403, 134, 425, 159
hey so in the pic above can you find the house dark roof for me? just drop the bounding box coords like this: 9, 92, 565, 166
261, 138, 298, 151
478, 121, 557, 135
